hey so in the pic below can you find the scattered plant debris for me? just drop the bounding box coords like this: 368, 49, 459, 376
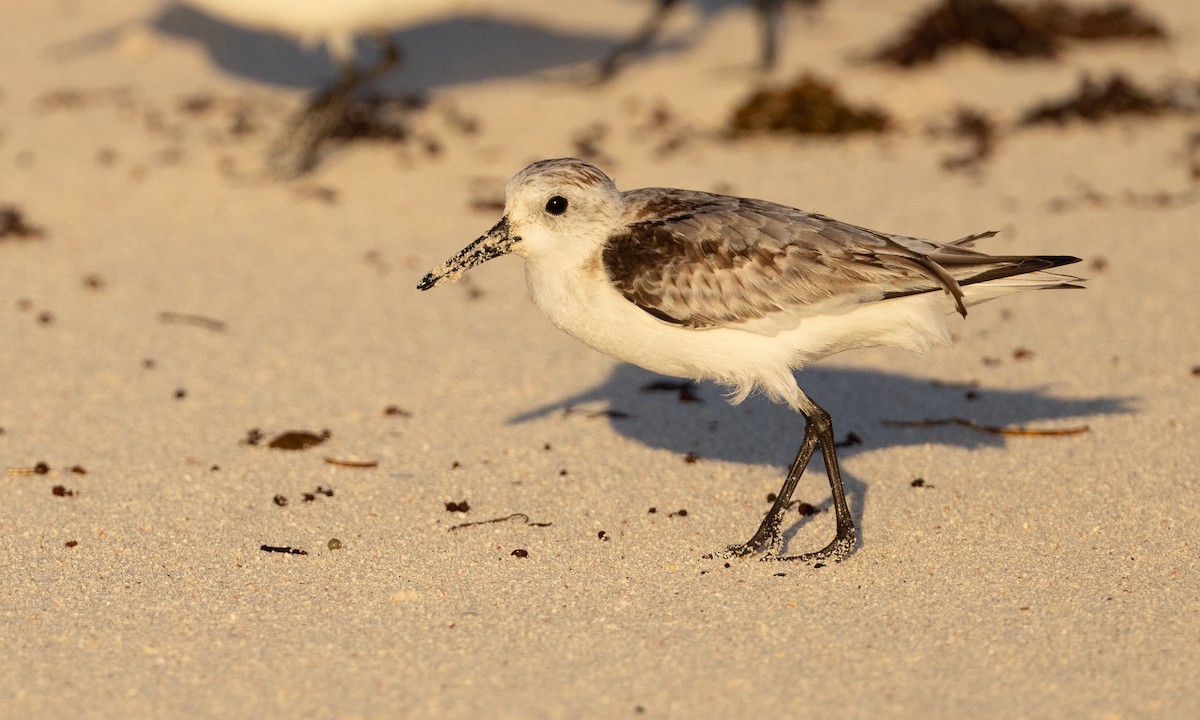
564, 406, 631, 420
573, 122, 612, 166
266, 430, 330, 450
302, 486, 334, 502
445, 500, 471, 513
330, 94, 427, 142
325, 457, 379, 468
939, 107, 998, 171
872, 0, 1166, 67
641, 379, 702, 403
260, 544, 307, 555
159, 311, 226, 332
883, 416, 1089, 436
1019, 73, 1184, 126
448, 513, 551, 532
0, 206, 45, 240
6, 462, 51, 476
51, 485, 75, 497
834, 431, 863, 448
730, 74, 890, 135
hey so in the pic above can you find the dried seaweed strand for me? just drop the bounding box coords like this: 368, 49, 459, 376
448, 513, 552, 532
882, 417, 1089, 436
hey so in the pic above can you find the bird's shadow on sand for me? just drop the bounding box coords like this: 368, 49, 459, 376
510, 363, 1131, 553
149, 4, 667, 91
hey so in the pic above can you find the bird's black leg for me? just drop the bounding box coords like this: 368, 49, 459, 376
754, 0, 784, 71
708, 393, 856, 564
595, 0, 683, 82
777, 400, 856, 563
268, 34, 402, 178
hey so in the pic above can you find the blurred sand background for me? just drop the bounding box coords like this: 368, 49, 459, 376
1, 0, 1198, 717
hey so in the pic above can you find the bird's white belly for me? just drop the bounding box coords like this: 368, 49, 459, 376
524, 257, 956, 407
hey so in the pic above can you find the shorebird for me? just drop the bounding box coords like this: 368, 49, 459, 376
598, 0, 799, 81
182, 0, 489, 177
418, 158, 1083, 562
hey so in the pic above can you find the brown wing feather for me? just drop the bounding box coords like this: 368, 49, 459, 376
603, 189, 981, 328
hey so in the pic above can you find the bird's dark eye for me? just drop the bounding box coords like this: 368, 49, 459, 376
545, 196, 568, 215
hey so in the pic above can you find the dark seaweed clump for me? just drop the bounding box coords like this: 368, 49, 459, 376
1020, 73, 1181, 125
730, 74, 890, 135
873, 0, 1166, 67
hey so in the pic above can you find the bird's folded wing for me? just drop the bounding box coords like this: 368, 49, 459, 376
604, 189, 982, 330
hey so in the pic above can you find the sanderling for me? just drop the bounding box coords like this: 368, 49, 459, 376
183, 0, 487, 177
599, 0, 796, 81
418, 158, 1083, 563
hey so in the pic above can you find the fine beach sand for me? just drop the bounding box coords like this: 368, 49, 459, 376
2, 0, 1198, 717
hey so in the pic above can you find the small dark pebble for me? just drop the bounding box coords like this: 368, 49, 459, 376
669, 509, 688, 518
174, 388, 187, 399
70, 465, 87, 475
774, 573, 787, 577
684, 452, 699, 464
598, 530, 609, 541
965, 390, 979, 400
559, 468, 568, 476
51, 485, 75, 497
911, 478, 927, 487
244, 428, 263, 445
65, 540, 78, 548
143, 358, 156, 369
445, 500, 470, 513
766, 493, 777, 503
1191, 366, 1199, 377
273, 494, 288, 507
648, 507, 657, 514
37, 311, 54, 325
794, 502, 817, 516
383, 404, 412, 417
511, 548, 529, 558
34, 462, 49, 475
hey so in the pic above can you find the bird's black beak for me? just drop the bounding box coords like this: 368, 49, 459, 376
417, 217, 515, 291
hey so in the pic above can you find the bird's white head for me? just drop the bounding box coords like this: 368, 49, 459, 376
418, 158, 623, 290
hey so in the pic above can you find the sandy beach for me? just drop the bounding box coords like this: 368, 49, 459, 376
2, 0, 1198, 717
